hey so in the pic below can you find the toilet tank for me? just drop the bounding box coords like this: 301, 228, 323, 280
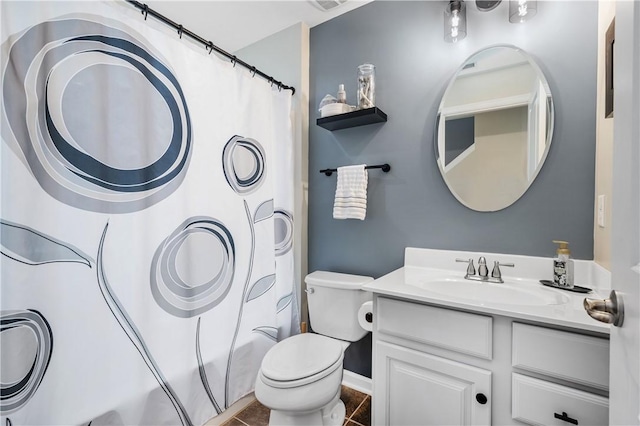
305, 271, 373, 342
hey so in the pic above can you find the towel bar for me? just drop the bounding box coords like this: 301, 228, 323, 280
319, 163, 391, 177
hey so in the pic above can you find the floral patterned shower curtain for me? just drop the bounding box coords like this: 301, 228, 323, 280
0, 1, 298, 425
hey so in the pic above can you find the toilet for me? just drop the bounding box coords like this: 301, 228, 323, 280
254, 271, 373, 426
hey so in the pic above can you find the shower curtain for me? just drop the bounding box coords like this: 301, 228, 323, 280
0, 1, 298, 425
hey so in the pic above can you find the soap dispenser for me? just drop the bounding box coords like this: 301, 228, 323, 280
552, 240, 574, 288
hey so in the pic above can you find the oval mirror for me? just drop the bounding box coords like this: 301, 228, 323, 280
435, 45, 554, 212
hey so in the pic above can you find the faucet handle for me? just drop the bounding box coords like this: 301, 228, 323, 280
477, 256, 488, 277
456, 258, 475, 277
491, 261, 515, 281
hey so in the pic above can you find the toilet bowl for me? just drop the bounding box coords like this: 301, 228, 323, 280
255, 271, 373, 426
255, 333, 347, 425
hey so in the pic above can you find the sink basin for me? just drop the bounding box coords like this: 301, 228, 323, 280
415, 277, 570, 307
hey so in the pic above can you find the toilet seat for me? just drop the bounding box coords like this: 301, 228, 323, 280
260, 334, 344, 389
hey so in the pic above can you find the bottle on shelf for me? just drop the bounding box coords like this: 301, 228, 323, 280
337, 84, 346, 103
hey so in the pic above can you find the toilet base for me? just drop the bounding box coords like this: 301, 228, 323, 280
267, 389, 345, 426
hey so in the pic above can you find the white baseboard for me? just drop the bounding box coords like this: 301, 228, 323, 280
342, 370, 372, 395
203, 392, 255, 426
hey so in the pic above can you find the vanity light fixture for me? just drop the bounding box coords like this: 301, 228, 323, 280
509, 0, 537, 23
444, 0, 536, 43
444, 0, 467, 43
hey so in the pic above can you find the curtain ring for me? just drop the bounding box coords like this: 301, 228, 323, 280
277, 83, 282, 92
231, 55, 237, 67
177, 25, 183, 39
251, 66, 256, 77
269, 77, 274, 87
207, 41, 214, 54
142, 4, 149, 20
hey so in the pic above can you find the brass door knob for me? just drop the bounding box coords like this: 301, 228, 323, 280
584, 290, 624, 327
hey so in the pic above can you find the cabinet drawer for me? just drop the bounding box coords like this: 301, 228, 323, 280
512, 373, 608, 426
377, 297, 492, 359
512, 323, 609, 390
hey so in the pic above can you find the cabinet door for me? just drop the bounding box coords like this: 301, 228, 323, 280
373, 341, 491, 426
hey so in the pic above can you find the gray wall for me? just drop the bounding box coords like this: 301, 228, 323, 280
309, 1, 597, 377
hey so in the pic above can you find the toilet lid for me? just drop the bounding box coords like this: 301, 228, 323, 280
261, 333, 343, 382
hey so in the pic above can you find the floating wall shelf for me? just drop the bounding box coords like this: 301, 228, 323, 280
316, 107, 388, 131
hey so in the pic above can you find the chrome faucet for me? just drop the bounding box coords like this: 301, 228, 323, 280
478, 256, 489, 278
456, 257, 514, 283
456, 258, 476, 278
491, 261, 514, 282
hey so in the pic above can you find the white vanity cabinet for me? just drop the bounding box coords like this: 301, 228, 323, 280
373, 297, 493, 425
371, 296, 610, 426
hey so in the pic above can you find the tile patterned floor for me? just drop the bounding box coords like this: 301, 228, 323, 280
221, 385, 370, 426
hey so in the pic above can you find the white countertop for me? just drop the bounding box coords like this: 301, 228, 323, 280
362, 248, 611, 335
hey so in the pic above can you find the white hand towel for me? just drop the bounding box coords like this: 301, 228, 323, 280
333, 165, 368, 220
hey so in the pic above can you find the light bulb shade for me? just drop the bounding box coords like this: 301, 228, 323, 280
509, 0, 537, 23
444, 0, 467, 43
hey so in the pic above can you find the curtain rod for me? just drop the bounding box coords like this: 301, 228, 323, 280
124, 0, 296, 95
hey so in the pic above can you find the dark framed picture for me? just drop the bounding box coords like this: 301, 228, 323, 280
605, 18, 615, 118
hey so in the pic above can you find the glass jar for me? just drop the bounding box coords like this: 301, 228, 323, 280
357, 63, 375, 109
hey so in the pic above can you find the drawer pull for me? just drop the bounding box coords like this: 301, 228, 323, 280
554, 411, 578, 425
475, 393, 488, 405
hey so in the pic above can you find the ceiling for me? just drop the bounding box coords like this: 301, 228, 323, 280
144, 1, 374, 53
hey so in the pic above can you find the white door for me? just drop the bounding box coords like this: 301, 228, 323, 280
608, 1, 640, 424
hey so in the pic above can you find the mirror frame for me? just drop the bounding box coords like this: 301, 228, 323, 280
435, 44, 555, 212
